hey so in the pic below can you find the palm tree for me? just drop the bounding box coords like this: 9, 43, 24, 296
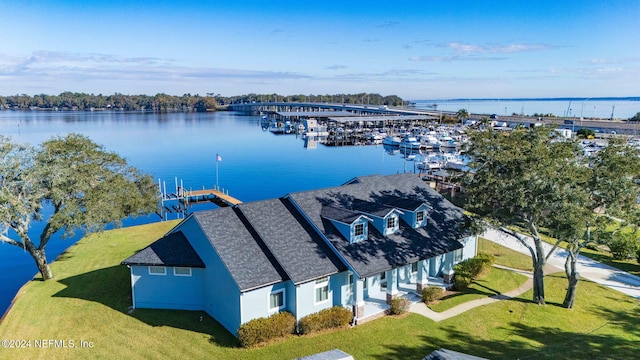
456, 108, 469, 123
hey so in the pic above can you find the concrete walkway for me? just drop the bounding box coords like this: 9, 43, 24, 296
410, 229, 640, 321
409, 265, 539, 322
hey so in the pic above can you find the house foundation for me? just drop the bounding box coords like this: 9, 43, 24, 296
443, 270, 455, 284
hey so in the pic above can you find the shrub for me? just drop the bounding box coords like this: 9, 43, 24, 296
637, 246, 640, 264
453, 275, 472, 291
421, 286, 444, 303
608, 233, 638, 260
298, 306, 353, 335
454, 253, 495, 282
237, 311, 295, 347
387, 297, 411, 315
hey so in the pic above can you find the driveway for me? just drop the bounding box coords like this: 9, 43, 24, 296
481, 228, 640, 299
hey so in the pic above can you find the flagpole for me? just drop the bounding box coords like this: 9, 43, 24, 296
216, 157, 219, 190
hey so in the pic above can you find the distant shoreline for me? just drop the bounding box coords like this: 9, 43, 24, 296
417, 97, 640, 102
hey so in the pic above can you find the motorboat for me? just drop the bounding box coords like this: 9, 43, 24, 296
399, 136, 421, 151
382, 136, 402, 146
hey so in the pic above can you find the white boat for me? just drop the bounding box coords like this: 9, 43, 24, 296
443, 153, 471, 171
382, 136, 402, 146
417, 154, 444, 171
440, 139, 459, 150
420, 134, 440, 150
399, 136, 421, 151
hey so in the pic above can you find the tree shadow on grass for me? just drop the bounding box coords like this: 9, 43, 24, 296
372, 320, 638, 360
53, 265, 238, 348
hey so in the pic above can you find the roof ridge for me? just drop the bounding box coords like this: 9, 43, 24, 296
232, 205, 290, 282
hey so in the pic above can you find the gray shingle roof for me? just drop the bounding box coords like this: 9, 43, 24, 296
287, 173, 467, 277
121, 231, 205, 268
350, 199, 398, 217
238, 198, 345, 285
382, 196, 428, 212
193, 207, 287, 291
321, 205, 365, 224
129, 174, 468, 291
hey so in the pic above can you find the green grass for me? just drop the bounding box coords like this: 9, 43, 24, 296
478, 237, 534, 271
508, 224, 640, 277
1, 222, 639, 359
578, 246, 640, 276
428, 267, 528, 312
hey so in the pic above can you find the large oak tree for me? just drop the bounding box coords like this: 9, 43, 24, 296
547, 138, 640, 308
0, 134, 158, 280
463, 126, 582, 304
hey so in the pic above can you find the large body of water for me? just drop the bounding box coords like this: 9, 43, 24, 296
0, 97, 639, 316
0, 110, 417, 315
415, 98, 639, 119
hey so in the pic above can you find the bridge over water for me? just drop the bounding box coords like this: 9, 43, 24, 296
227, 101, 445, 117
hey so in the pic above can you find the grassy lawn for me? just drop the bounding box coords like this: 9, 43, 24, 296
1, 222, 638, 359
578, 246, 640, 276
507, 225, 640, 277
478, 237, 533, 271
428, 267, 528, 312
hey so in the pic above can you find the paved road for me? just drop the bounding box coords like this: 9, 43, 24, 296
409, 229, 640, 321
481, 228, 640, 299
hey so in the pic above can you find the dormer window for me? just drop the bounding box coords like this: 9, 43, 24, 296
380, 196, 429, 229
386, 216, 397, 229
321, 205, 371, 243
385, 215, 399, 235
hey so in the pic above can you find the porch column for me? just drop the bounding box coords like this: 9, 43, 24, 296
386, 268, 398, 304
416, 259, 429, 293
443, 252, 455, 283
353, 278, 365, 321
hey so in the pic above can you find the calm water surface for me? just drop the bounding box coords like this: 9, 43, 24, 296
2, 97, 639, 315
0, 110, 413, 314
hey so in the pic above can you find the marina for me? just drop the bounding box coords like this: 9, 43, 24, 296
0, 97, 639, 317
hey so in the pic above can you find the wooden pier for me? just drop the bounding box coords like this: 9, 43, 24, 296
157, 177, 242, 220
182, 188, 242, 207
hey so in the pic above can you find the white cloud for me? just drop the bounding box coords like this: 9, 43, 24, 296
0, 51, 310, 83
375, 21, 400, 28
325, 65, 347, 70
444, 42, 555, 55
409, 55, 507, 62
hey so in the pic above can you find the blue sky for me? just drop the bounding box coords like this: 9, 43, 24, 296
1, 0, 638, 99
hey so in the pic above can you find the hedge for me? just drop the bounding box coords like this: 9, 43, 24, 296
237, 311, 296, 347
298, 306, 353, 335
453, 253, 496, 291
421, 286, 444, 303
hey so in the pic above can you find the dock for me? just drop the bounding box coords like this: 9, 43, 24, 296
157, 177, 242, 220
182, 188, 242, 207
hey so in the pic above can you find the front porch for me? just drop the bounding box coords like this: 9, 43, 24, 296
358, 276, 449, 322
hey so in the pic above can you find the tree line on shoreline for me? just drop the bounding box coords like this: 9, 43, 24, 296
0, 92, 404, 112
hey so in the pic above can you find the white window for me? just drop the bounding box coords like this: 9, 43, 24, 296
354, 223, 364, 237
173, 267, 192, 277
416, 211, 424, 223
454, 248, 464, 262
148, 266, 166, 275
386, 216, 397, 229
269, 290, 285, 311
315, 276, 329, 304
